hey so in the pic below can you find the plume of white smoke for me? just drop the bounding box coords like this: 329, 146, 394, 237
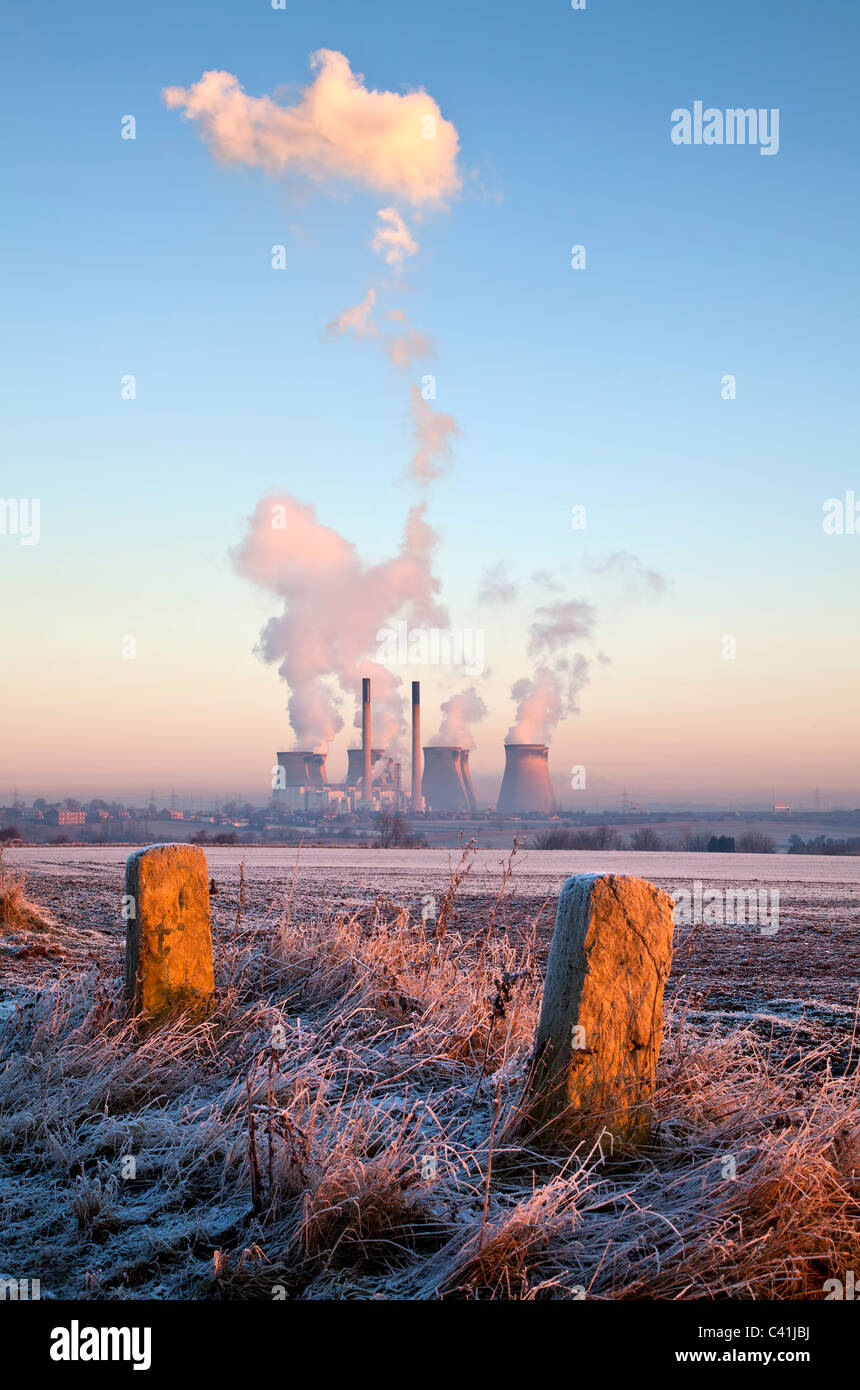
326, 287, 377, 340
477, 561, 518, 605
372, 208, 418, 267
506, 657, 590, 744
530, 567, 562, 593
429, 687, 489, 749
587, 550, 667, 596
408, 384, 459, 483
385, 319, 436, 368
170, 54, 464, 746
526, 598, 595, 659
163, 51, 461, 207
506, 598, 595, 744
232, 493, 447, 751
326, 303, 451, 464
166, 49, 461, 493
507, 669, 562, 745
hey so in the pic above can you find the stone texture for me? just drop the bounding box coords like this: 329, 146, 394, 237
124, 844, 214, 1019
523, 873, 674, 1149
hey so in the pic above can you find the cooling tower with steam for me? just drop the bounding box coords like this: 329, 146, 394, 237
304, 753, 328, 787
345, 747, 385, 787
422, 746, 474, 814
496, 744, 556, 815
276, 751, 329, 788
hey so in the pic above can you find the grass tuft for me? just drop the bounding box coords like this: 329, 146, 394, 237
0, 850, 53, 932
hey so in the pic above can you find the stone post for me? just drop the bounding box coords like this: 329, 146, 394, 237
124, 844, 214, 1019
521, 873, 674, 1149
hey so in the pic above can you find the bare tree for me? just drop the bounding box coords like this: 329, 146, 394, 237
373, 811, 423, 848
738, 831, 776, 854
630, 827, 663, 851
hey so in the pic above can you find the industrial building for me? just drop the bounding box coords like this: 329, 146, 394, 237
274, 679, 404, 814
273, 680, 559, 817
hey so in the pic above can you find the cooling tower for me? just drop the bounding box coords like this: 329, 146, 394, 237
276, 752, 313, 788
304, 753, 328, 787
276, 751, 328, 789
457, 749, 478, 814
422, 746, 472, 814
496, 743, 556, 815
346, 747, 385, 787
411, 681, 424, 812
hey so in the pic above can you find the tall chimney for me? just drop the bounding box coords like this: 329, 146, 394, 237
361, 677, 372, 802
497, 744, 556, 815
411, 681, 423, 812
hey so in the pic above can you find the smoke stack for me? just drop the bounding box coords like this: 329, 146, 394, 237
361, 677, 372, 802
411, 681, 424, 812
422, 746, 472, 814
497, 743, 556, 815
457, 749, 477, 814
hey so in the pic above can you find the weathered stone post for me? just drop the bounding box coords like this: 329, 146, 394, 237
520, 873, 674, 1149
124, 844, 214, 1019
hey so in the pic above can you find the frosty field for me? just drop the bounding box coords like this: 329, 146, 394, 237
1, 845, 859, 1300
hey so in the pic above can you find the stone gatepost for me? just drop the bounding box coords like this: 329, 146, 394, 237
124, 844, 214, 1019
521, 872, 674, 1149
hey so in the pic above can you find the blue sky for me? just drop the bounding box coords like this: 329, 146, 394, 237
2, 0, 858, 807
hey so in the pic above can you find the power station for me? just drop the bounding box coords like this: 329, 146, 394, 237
274, 677, 404, 814
274, 680, 559, 816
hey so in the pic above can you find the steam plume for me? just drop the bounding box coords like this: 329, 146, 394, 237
429, 687, 489, 749
385, 321, 436, 368
527, 598, 595, 658
409, 384, 458, 483
372, 208, 418, 267
506, 658, 590, 745
325, 287, 377, 340
163, 51, 461, 207
232, 494, 447, 751
507, 598, 595, 744
587, 550, 667, 596
477, 561, 518, 605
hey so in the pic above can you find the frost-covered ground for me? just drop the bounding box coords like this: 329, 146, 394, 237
1, 846, 859, 1299
5, 845, 860, 1056
9, 842, 860, 884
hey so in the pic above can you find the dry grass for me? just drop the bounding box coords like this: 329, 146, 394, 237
0, 850, 53, 932
0, 861, 858, 1300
